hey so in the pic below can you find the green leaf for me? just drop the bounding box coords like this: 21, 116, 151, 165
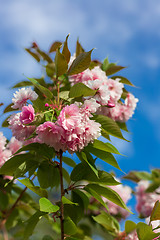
105, 65, 126, 76
84, 186, 108, 210
88, 139, 121, 154
85, 184, 132, 213
64, 216, 78, 235
39, 197, 59, 213
150, 200, 160, 222
3, 103, 15, 113
112, 76, 135, 87
93, 211, 120, 234
76, 39, 85, 57
55, 48, 68, 78
62, 156, 76, 167
49, 41, 62, 53
62, 34, 71, 64
15, 142, 55, 160
93, 115, 128, 141
18, 178, 48, 198
136, 222, 160, 240
97, 171, 120, 185
37, 49, 53, 63
67, 50, 93, 75
69, 82, 96, 98
72, 189, 89, 210
62, 196, 78, 205
63, 168, 71, 183
101, 57, 109, 72
24, 211, 45, 240
2, 115, 10, 127
86, 144, 121, 170
14, 160, 38, 178
0, 191, 9, 210
0, 153, 34, 176
25, 48, 40, 62
116, 121, 129, 132
125, 220, 137, 234
28, 78, 53, 99
12, 81, 33, 88
46, 63, 55, 77
77, 152, 98, 177
37, 161, 60, 189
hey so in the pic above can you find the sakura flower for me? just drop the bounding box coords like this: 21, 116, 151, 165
0, 132, 7, 152
126, 230, 138, 240
20, 104, 35, 124
7, 137, 22, 154
106, 78, 124, 102
135, 180, 160, 218
12, 87, 38, 109
8, 113, 36, 141
57, 104, 82, 131
82, 98, 100, 115
36, 122, 65, 152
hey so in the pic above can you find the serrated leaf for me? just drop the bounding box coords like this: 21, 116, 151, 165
68, 50, 93, 75
39, 197, 59, 213
3, 103, 15, 113
112, 76, 135, 87
76, 39, 85, 57
28, 78, 53, 99
62, 196, 78, 205
93, 211, 120, 233
93, 115, 128, 141
64, 216, 78, 235
55, 48, 68, 78
37, 161, 60, 189
0, 153, 34, 176
125, 220, 137, 234
25, 48, 40, 62
15, 142, 55, 160
62, 156, 76, 167
150, 200, 160, 222
49, 41, 62, 53
12, 81, 33, 88
84, 186, 108, 210
62, 34, 71, 64
69, 82, 96, 98
105, 65, 126, 76
24, 211, 45, 240
19, 178, 48, 198
88, 139, 121, 154
86, 145, 121, 170
37, 49, 53, 63
136, 222, 160, 240
85, 184, 132, 213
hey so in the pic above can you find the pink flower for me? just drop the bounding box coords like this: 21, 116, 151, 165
8, 113, 36, 141
12, 87, 38, 109
106, 78, 124, 102
20, 104, 35, 124
82, 98, 100, 116
0, 132, 7, 152
7, 137, 22, 154
36, 122, 65, 152
0, 149, 12, 168
57, 104, 82, 131
126, 230, 138, 240
135, 180, 160, 218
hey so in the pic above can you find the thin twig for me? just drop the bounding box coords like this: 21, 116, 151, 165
59, 150, 64, 240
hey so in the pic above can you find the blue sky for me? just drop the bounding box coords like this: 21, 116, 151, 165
0, 0, 160, 232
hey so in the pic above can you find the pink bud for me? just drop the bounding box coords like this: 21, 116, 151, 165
45, 103, 50, 107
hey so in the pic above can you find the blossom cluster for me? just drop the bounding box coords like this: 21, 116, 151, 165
0, 132, 22, 171
69, 66, 138, 122
9, 88, 101, 152
135, 180, 160, 218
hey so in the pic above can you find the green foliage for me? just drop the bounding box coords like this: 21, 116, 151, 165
125, 220, 137, 234
55, 48, 68, 78
28, 78, 53, 99
150, 200, 160, 222
69, 82, 96, 98
136, 222, 160, 240
39, 198, 59, 213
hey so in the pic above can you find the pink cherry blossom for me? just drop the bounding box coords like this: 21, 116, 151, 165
126, 230, 138, 240
135, 180, 160, 218
36, 122, 65, 152
57, 104, 82, 131
7, 137, 22, 154
20, 104, 35, 125
106, 78, 124, 102
8, 113, 36, 141
0, 132, 7, 152
12, 87, 38, 109
81, 98, 100, 117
